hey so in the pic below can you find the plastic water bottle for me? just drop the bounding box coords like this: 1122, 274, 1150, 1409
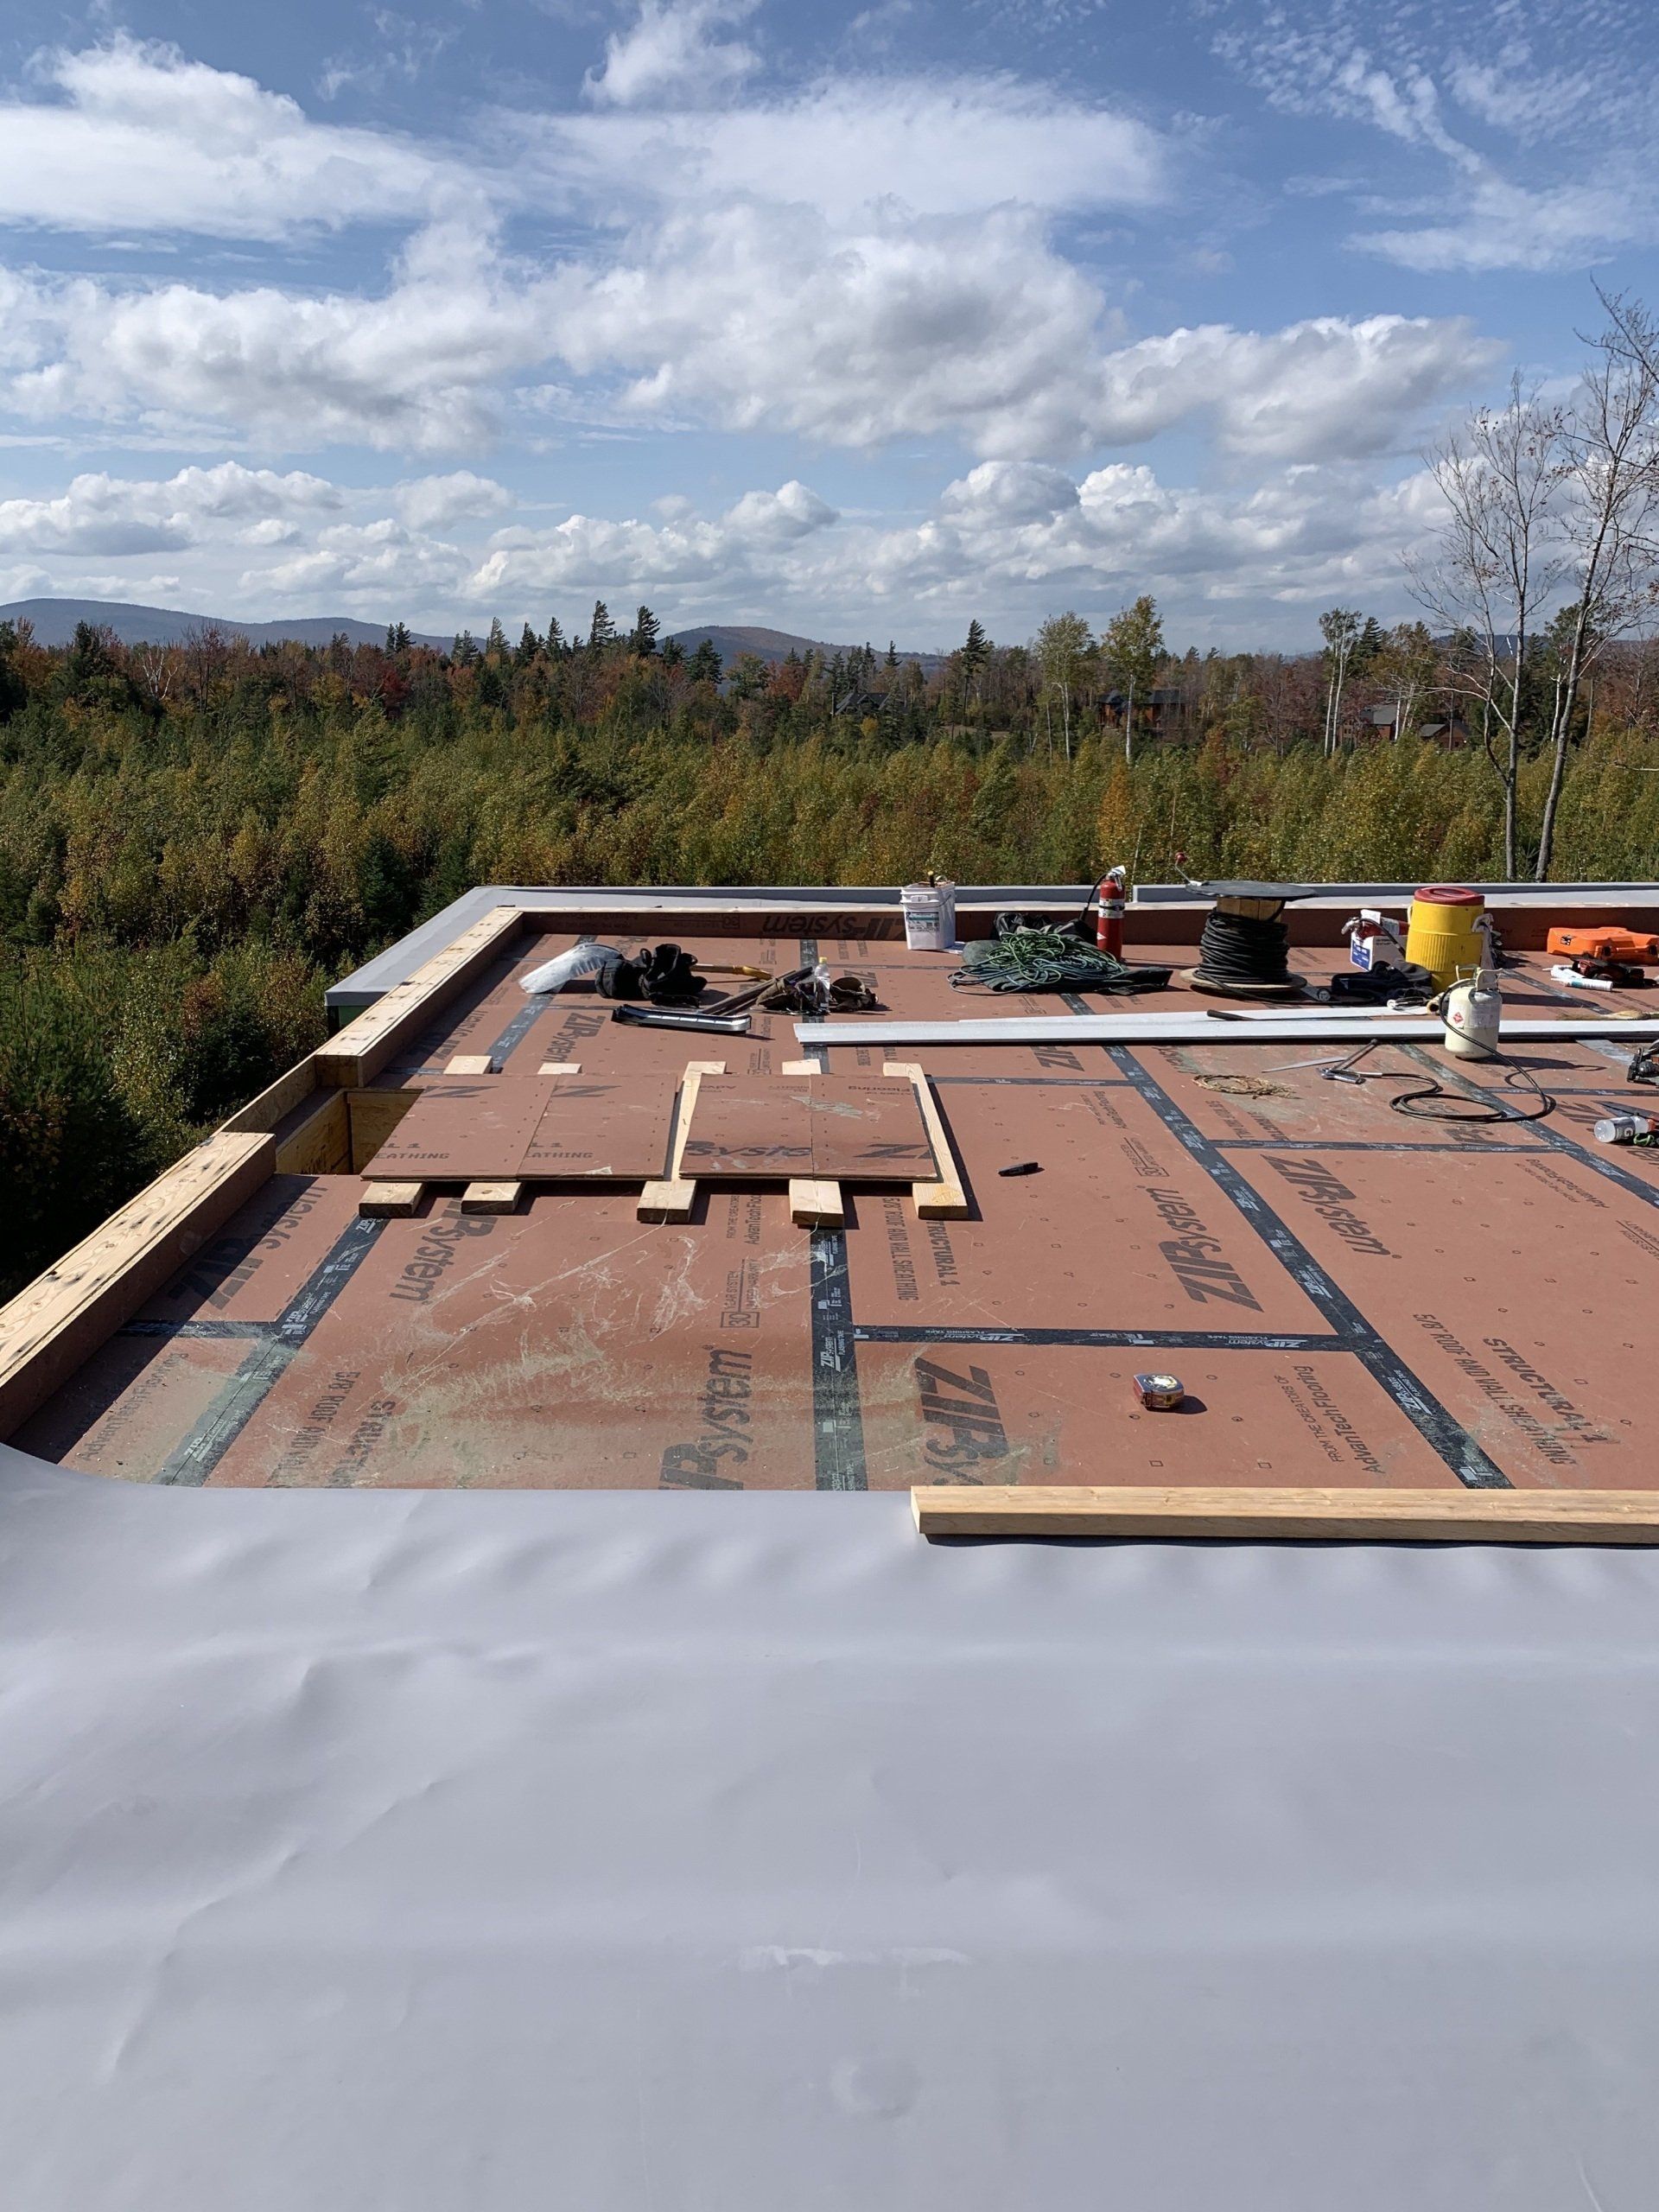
1594, 1113, 1659, 1145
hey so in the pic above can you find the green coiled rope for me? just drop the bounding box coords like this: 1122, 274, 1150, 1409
950, 927, 1170, 995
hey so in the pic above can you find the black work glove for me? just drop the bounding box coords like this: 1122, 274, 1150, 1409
639, 944, 705, 1002
595, 952, 646, 1000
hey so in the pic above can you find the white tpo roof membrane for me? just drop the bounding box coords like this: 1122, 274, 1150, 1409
3, 1445, 1656, 2210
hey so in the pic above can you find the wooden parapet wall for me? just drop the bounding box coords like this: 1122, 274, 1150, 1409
314, 904, 527, 1090
272, 1090, 351, 1178
0, 901, 516, 1437
220, 1055, 321, 1135
346, 1089, 419, 1173
0, 1131, 276, 1438
912, 1485, 1659, 1544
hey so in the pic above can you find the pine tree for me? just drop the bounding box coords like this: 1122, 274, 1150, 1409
0, 622, 23, 721
687, 639, 722, 684
588, 601, 617, 651
485, 618, 509, 660
0, 964, 149, 1294
730, 652, 768, 701
518, 623, 541, 664
631, 605, 660, 657
1353, 615, 1386, 671
545, 616, 567, 658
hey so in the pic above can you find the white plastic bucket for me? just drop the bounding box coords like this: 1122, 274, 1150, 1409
901, 882, 947, 951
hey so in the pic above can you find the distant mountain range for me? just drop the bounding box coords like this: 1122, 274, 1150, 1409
0, 598, 454, 651
0, 599, 945, 667
666, 623, 944, 671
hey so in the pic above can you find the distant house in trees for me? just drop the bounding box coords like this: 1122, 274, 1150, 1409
1102, 686, 1182, 733
1365, 701, 1470, 746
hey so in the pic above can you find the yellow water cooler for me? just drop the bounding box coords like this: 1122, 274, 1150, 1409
1406, 885, 1486, 986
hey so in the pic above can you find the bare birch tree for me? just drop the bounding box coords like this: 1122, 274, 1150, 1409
1034, 612, 1092, 762
1533, 294, 1659, 876
1409, 377, 1569, 877
1318, 608, 1360, 758
1101, 595, 1164, 766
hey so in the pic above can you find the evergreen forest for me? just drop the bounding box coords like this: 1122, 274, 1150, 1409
3, 605, 1658, 1296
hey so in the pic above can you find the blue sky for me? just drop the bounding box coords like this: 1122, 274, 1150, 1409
0, 0, 1653, 647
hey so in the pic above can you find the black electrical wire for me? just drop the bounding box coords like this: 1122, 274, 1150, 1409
1333, 1052, 1555, 1123
1074, 868, 1104, 935
1387, 1059, 1555, 1123
1193, 906, 1295, 989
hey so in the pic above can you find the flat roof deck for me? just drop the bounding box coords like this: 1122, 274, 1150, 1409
13, 906, 1659, 1495
9, 890, 1659, 2209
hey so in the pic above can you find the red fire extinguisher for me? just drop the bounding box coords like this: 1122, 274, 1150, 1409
1096, 867, 1127, 957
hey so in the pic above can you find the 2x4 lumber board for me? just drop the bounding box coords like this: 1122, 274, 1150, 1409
639, 1180, 696, 1223
639, 1059, 725, 1222
220, 1053, 321, 1135
273, 1090, 351, 1177
912, 1485, 1659, 1544
802, 1014, 1659, 1049
315, 904, 525, 1089
883, 1062, 970, 1220
789, 1179, 845, 1227
446, 1053, 497, 1075
779, 1058, 820, 1075
360, 1181, 425, 1218
538, 1061, 582, 1075
346, 1089, 419, 1174
461, 1181, 524, 1215
0, 1130, 276, 1437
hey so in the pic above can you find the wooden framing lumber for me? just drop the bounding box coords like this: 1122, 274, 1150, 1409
461, 1181, 524, 1215
273, 1090, 351, 1177
883, 1062, 969, 1220
789, 1179, 845, 1227
912, 1484, 1659, 1544
346, 1089, 419, 1173
639, 1060, 725, 1222
446, 1054, 497, 1075
537, 1062, 582, 1075
315, 903, 525, 1089
0, 1131, 275, 1438
779, 1058, 820, 1075
220, 1054, 321, 1135
360, 1181, 425, 1218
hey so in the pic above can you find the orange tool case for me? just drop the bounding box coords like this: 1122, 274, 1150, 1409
1547, 926, 1659, 963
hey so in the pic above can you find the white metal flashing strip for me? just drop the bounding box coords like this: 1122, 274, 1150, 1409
795, 1014, 1659, 1048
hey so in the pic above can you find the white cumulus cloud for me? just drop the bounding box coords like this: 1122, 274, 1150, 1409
0, 226, 552, 451
395, 472, 514, 530
0, 36, 456, 238
584, 0, 761, 109
546, 72, 1171, 220
0, 462, 340, 556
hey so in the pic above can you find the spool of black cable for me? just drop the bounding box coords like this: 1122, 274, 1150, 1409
1185, 881, 1309, 998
